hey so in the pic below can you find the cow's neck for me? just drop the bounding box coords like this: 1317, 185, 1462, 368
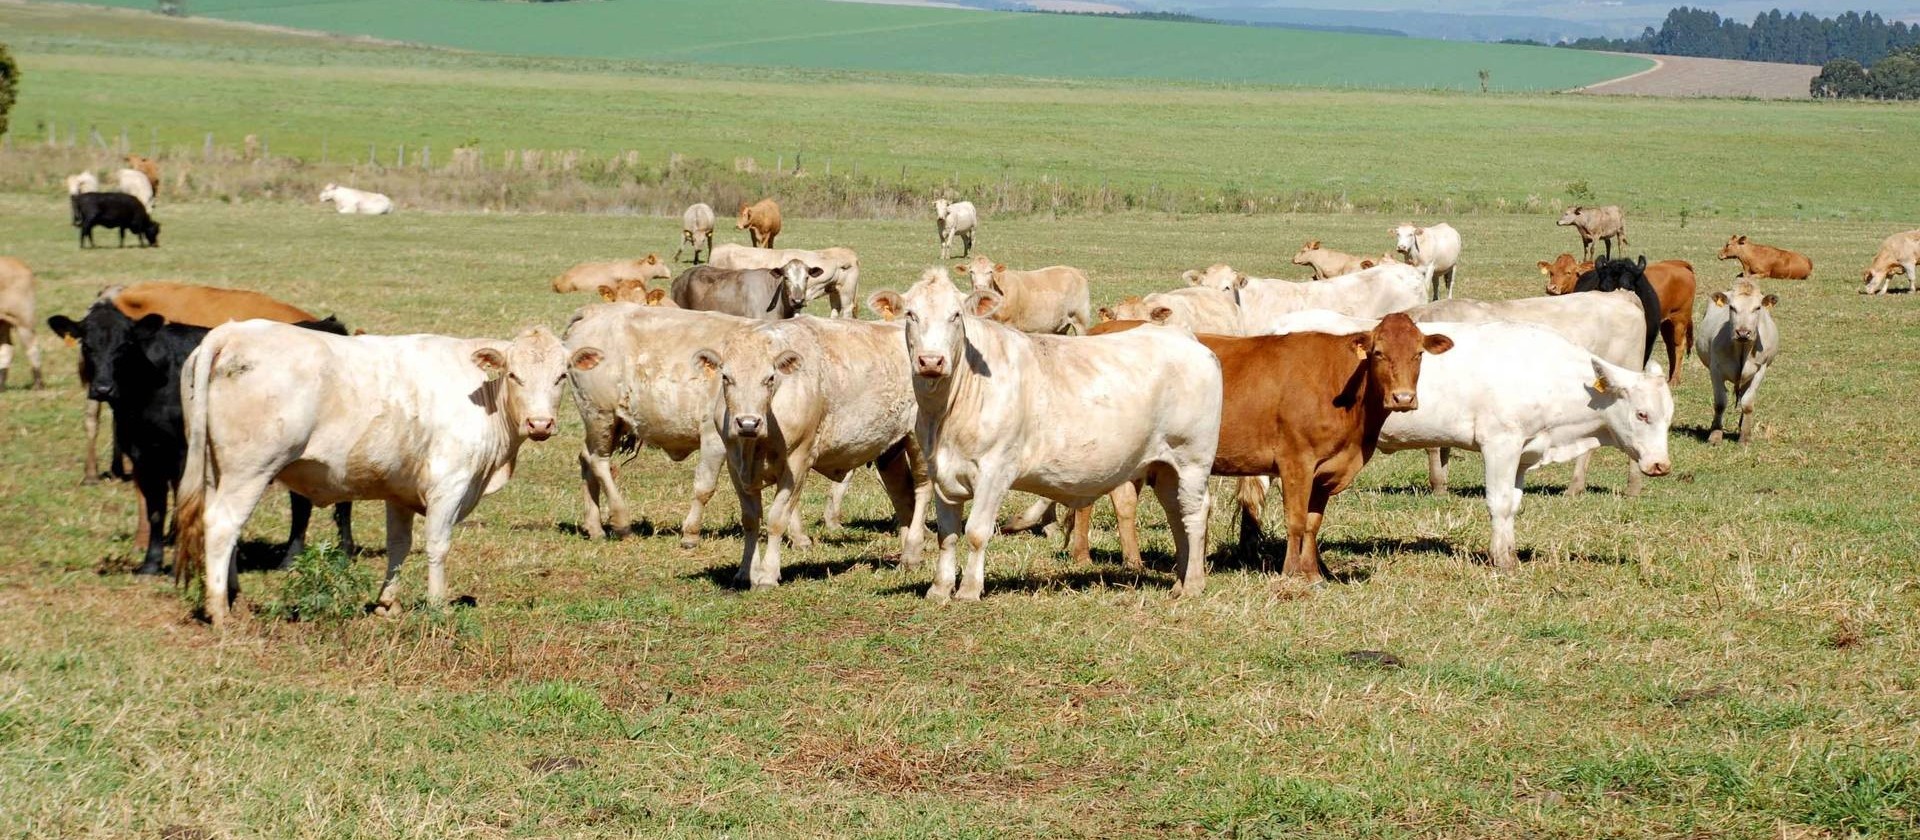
479, 380, 526, 492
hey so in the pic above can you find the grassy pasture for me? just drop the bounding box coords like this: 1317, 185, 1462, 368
4, 3, 1916, 221
3, 192, 1920, 837
59, 0, 1647, 91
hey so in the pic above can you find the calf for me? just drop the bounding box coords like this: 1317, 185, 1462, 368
51, 304, 353, 576
1861, 229, 1920, 295
0, 257, 44, 390
1184, 262, 1427, 332
551, 255, 671, 293
1099, 287, 1242, 335
176, 323, 568, 625
670, 262, 810, 320
709, 244, 862, 318
737, 198, 782, 248
935, 199, 977, 260
955, 256, 1090, 335
1077, 315, 1452, 582
1719, 235, 1812, 280
73, 192, 159, 248
596, 280, 675, 307
1292, 240, 1372, 280
869, 269, 1221, 601
1541, 253, 1696, 385
1697, 280, 1780, 446
694, 316, 930, 589
677, 203, 716, 264
1557, 205, 1628, 261
1392, 222, 1462, 300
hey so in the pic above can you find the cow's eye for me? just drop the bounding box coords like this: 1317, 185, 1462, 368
721, 374, 734, 386
1635, 410, 1650, 423
949, 311, 961, 322
507, 372, 522, 384
905, 311, 918, 322
764, 375, 775, 386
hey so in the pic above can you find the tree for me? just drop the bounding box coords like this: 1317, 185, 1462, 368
1811, 58, 1870, 98
0, 42, 17, 142
1869, 53, 1920, 100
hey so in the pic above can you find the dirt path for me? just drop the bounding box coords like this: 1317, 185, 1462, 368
1578, 53, 1818, 99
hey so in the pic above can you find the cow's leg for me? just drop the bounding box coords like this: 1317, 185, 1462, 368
940, 234, 950, 261
1905, 261, 1917, 294
1234, 476, 1268, 570
131, 477, 151, 552
1427, 448, 1451, 495
418, 496, 465, 609
1707, 375, 1729, 445
962, 231, 972, 257
283, 492, 313, 568
956, 481, 1011, 601
783, 475, 813, 549
1443, 266, 1456, 299
822, 473, 852, 532
731, 468, 764, 590
334, 503, 356, 556
681, 428, 726, 547
926, 497, 964, 603
875, 444, 926, 570
374, 503, 415, 616
134, 472, 170, 576
199, 473, 275, 625
1113, 479, 1143, 571
1157, 463, 1212, 596
81, 401, 102, 483
1567, 452, 1590, 496
1067, 504, 1095, 565
1736, 367, 1768, 446
1662, 319, 1684, 386
578, 450, 607, 540
1276, 463, 1320, 583
1621, 452, 1645, 497
756, 456, 814, 588
1304, 479, 1335, 581
1483, 443, 1526, 571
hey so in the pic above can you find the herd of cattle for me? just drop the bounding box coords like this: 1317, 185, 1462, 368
4, 182, 1920, 627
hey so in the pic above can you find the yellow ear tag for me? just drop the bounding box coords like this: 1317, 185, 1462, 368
1592, 377, 1609, 393
63, 336, 78, 348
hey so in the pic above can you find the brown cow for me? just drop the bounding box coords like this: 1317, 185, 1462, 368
596, 280, 676, 307
1292, 241, 1373, 280
1719, 235, 1812, 280
125, 154, 161, 201
1072, 314, 1452, 582
1539, 253, 1696, 385
737, 199, 782, 248
0, 257, 44, 390
551, 256, 670, 294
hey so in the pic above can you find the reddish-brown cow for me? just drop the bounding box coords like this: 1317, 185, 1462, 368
1719, 235, 1812, 280
736, 199, 783, 248
1539, 253, 1697, 385
1071, 314, 1451, 582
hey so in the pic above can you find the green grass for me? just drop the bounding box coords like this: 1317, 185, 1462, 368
3, 193, 1919, 837
4, 4, 1915, 221
63, 0, 1648, 91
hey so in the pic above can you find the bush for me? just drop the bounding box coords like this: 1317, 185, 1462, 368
1811, 59, 1871, 98
0, 42, 18, 141
261, 544, 374, 623
1870, 53, 1920, 100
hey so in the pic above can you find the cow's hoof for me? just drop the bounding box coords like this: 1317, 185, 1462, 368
786, 534, 813, 549
955, 588, 982, 602
1427, 486, 1449, 497
924, 587, 952, 604
750, 582, 778, 593
133, 561, 166, 577
80, 475, 100, 486
609, 525, 631, 540
373, 601, 401, 617
1565, 485, 1586, 497
1707, 430, 1725, 445
679, 535, 700, 550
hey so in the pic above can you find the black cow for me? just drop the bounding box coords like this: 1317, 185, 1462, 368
47, 304, 352, 575
72, 193, 160, 249
1575, 256, 1664, 367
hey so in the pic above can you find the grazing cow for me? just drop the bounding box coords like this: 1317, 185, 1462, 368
1557, 205, 1628, 261
1269, 313, 1673, 570
125, 154, 161, 205
1861, 229, 1920, 295
1184, 262, 1427, 332
319, 183, 394, 215
596, 279, 676, 307
670, 262, 811, 320
955, 256, 1090, 335
1718, 235, 1811, 280
935, 199, 977, 260
551, 255, 671, 293
176, 322, 568, 625
868, 269, 1221, 601
113, 168, 155, 211
1292, 241, 1373, 280
66, 171, 99, 196
694, 316, 931, 589
1697, 280, 1780, 446
1076, 315, 1453, 581
73, 192, 159, 248
51, 305, 353, 577
709, 244, 862, 318
677, 203, 716, 264
1541, 253, 1696, 385
736, 198, 782, 248
1098, 288, 1244, 335
1392, 222, 1462, 300
0, 258, 44, 391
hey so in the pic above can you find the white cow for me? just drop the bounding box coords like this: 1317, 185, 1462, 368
1098, 287, 1242, 335
955, 256, 1090, 335
1267, 312, 1673, 570
709, 243, 861, 318
113, 168, 154, 211
319, 183, 394, 215
677, 202, 716, 264
1392, 222, 1462, 300
695, 316, 930, 589
1861, 229, 1920, 295
65, 171, 99, 195
1696, 280, 1780, 446
935, 199, 977, 260
868, 269, 1221, 601
1183, 261, 1427, 333
176, 322, 570, 625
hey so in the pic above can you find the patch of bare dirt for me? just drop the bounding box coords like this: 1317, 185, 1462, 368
1579, 54, 1818, 100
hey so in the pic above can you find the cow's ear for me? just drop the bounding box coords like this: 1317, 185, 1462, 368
808, 265, 826, 278
1182, 269, 1204, 286
1589, 358, 1625, 394
645, 289, 670, 306
472, 347, 508, 381
1360, 259, 1375, 269
1233, 272, 1249, 290
1711, 292, 1729, 307
1422, 333, 1454, 355
47, 315, 80, 342
1737, 235, 1749, 244
1148, 306, 1175, 325
597, 284, 619, 303
773, 350, 803, 376
570, 347, 603, 372
1349, 335, 1370, 361
1762, 294, 1778, 309
993, 263, 1006, 274
965, 289, 1003, 318
868, 291, 903, 320
1537, 261, 1552, 274
1097, 306, 1116, 323
644, 254, 659, 265
692, 349, 722, 378
953, 264, 968, 274
1306, 240, 1319, 249
131, 313, 167, 340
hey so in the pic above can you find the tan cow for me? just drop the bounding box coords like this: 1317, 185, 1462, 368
1719, 235, 1812, 280
1557, 205, 1627, 261
551, 256, 671, 293
677, 203, 716, 264
737, 198, 782, 248
1861, 229, 1920, 295
1292, 241, 1373, 280
596, 280, 677, 307
954, 256, 1090, 335
125, 155, 161, 206
1098, 288, 1242, 335
0, 257, 44, 390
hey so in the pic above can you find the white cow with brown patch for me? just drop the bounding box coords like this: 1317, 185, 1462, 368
954, 256, 1090, 335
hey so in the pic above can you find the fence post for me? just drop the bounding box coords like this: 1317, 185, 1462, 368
90, 127, 106, 149
397, 143, 405, 169
46, 121, 55, 148
150, 127, 158, 158
204, 133, 214, 161
369, 144, 377, 167
119, 127, 129, 153
422, 145, 431, 170
321, 136, 328, 164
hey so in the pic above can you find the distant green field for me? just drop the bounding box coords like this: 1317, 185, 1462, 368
63, 0, 1648, 90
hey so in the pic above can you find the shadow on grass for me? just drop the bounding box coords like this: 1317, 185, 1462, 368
552, 519, 663, 540
682, 553, 892, 590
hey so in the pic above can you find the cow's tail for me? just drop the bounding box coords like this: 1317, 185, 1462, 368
172, 337, 220, 590
1618, 224, 1629, 247
1630, 271, 1662, 368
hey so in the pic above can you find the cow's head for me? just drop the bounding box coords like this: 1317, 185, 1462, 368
693, 329, 801, 440
955, 256, 1001, 292
598, 279, 650, 304
934, 199, 950, 221
143, 219, 162, 247
868, 268, 998, 381
52, 305, 165, 403
736, 203, 755, 228
319, 184, 338, 203
1556, 206, 1583, 227
1862, 258, 1907, 294
1354, 313, 1453, 411
1711, 281, 1776, 345
1291, 241, 1322, 266
1538, 253, 1589, 295
472, 327, 568, 442
1392, 224, 1421, 255
1182, 264, 1246, 294
1718, 235, 1750, 260
769, 259, 814, 315
1590, 358, 1674, 478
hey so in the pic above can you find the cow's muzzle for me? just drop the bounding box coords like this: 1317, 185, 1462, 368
524, 418, 556, 441
89, 384, 115, 401
1640, 458, 1671, 477
914, 354, 949, 378
733, 416, 764, 438
1733, 328, 1754, 341
1387, 390, 1418, 411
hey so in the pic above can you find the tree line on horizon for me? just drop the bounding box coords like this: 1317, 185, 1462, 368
1552, 6, 1920, 68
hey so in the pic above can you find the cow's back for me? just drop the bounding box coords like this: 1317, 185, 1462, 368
1412, 291, 1641, 370
114, 281, 316, 327
1376, 321, 1607, 463
0, 258, 32, 322
567, 304, 755, 453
